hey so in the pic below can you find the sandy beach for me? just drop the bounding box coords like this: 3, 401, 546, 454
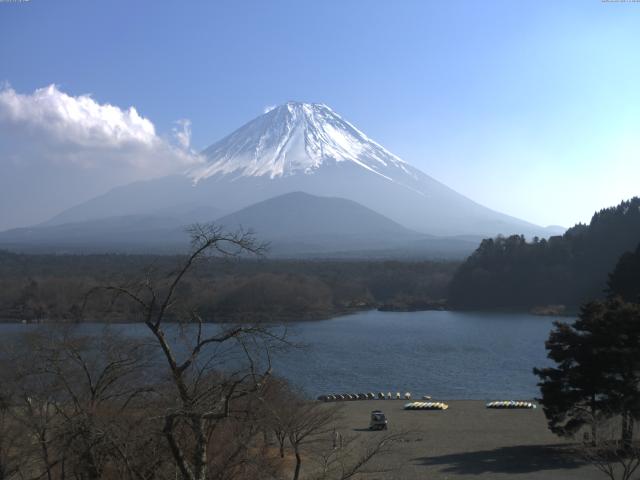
328, 400, 603, 480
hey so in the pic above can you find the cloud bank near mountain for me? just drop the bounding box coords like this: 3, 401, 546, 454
0, 84, 202, 172
0, 84, 202, 230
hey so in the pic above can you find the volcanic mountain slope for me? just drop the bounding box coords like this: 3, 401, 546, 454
0, 192, 479, 257
215, 192, 482, 257
217, 192, 416, 238
215, 191, 420, 254
40, 102, 548, 237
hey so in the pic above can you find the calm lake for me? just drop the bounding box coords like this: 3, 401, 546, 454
0, 310, 566, 400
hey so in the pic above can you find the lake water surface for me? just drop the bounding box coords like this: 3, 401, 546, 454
273, 310, 563, 399
0, 310, 566, 400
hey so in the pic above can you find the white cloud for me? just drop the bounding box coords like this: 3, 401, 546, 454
172, 118, 192, 149
0, 84, 207, 230
0, 84, 156, 147
0, 84, 202, 173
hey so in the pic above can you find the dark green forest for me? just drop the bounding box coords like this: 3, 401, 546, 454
0, 251, 457, 323
449, 197, 640, 310
3, 198, 640, 321
608, 242, 640, 303
533, 227, 640, 451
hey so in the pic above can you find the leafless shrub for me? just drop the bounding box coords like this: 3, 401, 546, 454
578, 414, 640, 480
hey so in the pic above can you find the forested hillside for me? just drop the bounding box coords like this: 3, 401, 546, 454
608, 242, 640, 302
449, 197, 640, 310
0, 251, 457, 322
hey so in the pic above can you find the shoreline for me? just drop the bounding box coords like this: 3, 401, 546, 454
0, 304, 576, 325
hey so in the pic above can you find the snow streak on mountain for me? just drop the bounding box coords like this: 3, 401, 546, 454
191, 102, 419, 187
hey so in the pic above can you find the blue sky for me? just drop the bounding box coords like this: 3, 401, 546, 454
1, 0, 639, 228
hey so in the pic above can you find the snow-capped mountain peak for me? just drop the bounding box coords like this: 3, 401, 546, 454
42, 101, 545, 238
191, 102, 412, 182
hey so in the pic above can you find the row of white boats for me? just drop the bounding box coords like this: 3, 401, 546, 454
318, 392, 421, 402
317, 394, 537, 410
486, 401, 537, 409
403, 401, 449, 410
404, 401, 536, 410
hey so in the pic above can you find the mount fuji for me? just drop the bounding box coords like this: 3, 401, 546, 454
0, 102, 559, 255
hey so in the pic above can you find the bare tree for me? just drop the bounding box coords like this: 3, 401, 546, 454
284, 400, 342, 480
4, 327, 157, 480
1, 333, 66, 480
1, 223, 403, 480
205, 393, 283, 480
579, 414, 640, 480
259, 377, 301, 460
0, 388, 28, 480
89, 224, 283, 480
257, 379, 405, 480
308, 431, 405, 480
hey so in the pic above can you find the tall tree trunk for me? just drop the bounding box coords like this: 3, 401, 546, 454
292, 445, 302, 480
590, 397, 597, 445
192, 416, 208, 480
40, 429, 54, 480
275, 430, 286, 458
40, 427, 54, 480
164, 416, 194, 480
81, 450, 100, 480
621, 411, 633, 451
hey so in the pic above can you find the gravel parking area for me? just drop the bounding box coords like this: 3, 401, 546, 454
328, 400, 603, 480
